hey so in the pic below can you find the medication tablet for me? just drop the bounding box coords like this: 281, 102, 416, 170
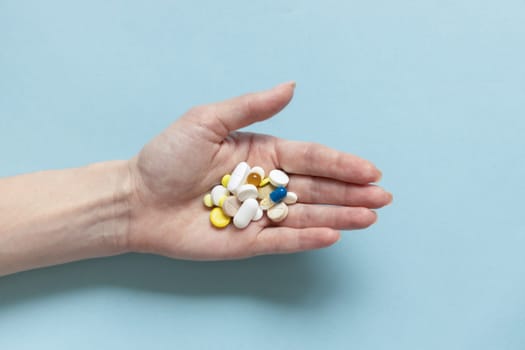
233, 198, 259, 229
246, 173, 262, 186
210, 207, 231, 228
236, 184, 258, 202
284, 191, 298, 204
221, 174, 231, 187
259, 177, 271, 187
269, 186, 287, 203
252, 206, 263, 221
211, 185, 229, 206
203, 193, 213, 208
259, 197, 274, 210
222, 196, 241, 217
258, 184, 275, 199
227, 162, 250, 193
267, 202, 289, 222
250, 166, 265, 179
269, 169, 289, 187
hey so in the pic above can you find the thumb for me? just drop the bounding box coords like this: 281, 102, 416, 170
184, 81, 296, 141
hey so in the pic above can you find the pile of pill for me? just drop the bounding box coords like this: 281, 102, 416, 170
202, 161, 298, 229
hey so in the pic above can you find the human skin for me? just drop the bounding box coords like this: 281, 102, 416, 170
0, 82, 392, 276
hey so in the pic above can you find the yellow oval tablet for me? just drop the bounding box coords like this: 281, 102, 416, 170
203, 193, 213, 208
259, 177, 270, 187
221, 174, 231, 187
210, 207, 231, 228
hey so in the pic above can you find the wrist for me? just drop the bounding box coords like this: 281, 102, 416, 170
78, 160, 135, 256
96, 160, 134, 255
123, 156, 154, 254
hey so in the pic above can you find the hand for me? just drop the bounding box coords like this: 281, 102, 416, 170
126, 82, 392, 260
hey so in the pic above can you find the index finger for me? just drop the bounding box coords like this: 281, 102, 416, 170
275, 140, 381, 184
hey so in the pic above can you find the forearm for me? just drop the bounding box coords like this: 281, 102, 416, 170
0, 161, 132, 276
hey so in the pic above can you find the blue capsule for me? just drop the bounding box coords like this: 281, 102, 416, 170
269, 186, 287, 203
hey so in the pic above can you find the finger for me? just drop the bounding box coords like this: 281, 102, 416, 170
288, 175, 393, 208
278, 204, 377, 230
275, 140, 382, 184
253, 227, 340, 255
185, 81, 295, 141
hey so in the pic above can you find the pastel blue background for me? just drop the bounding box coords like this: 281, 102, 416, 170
1, 0, 524, 348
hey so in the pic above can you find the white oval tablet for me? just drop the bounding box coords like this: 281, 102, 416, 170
227, 162, 250, 193
267, 202, 289, 222
252, 206, 263, 221
269, 169, 289, 187
236, 184, 258, 202
233, 198, 259, 229
250, 166, 265, 179
211, 185, 229, 206
284, 191, 298, 204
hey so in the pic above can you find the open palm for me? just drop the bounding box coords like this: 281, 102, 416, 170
126, 82, 392, 260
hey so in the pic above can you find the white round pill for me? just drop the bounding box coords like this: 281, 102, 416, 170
211, 185, 229, 206
259, 197, 274, 210
222, 196, 241, 217
269, 169, 289, 187
267, 202, 289, 222
236, 184, 258, 202
249, 166, 265, 179
233, 198, 259, 229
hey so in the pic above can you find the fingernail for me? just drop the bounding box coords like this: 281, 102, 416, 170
375, 169, 383, 182
277, 81, 296, 90
387, 192, 394, 204
371, 210, 378, 223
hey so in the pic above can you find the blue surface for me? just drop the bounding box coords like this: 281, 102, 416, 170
1, 0, 525, 348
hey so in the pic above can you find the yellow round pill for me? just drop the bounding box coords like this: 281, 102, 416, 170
221, 174, 231, 187
203, 193, 213, 208
210, 207, 231, 228
259, 177, 270, 187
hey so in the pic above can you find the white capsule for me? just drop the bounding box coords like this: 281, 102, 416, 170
269, 169, 289, 187
211, 185, 229, 206
284, 191, 298, 204
249, 166, 265, 179
236, 184, 258, 202
233, 198, 259, 229
252, 206, 263, 221
227, 162, 250, 193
